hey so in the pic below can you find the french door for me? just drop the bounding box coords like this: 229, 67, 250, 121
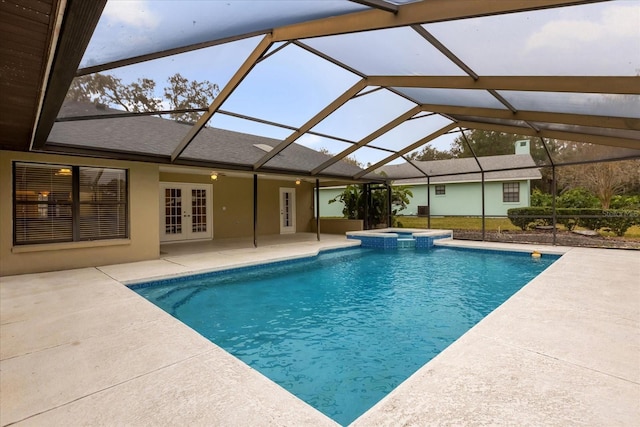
279, 187, 296, 234
160, 183, 212, 242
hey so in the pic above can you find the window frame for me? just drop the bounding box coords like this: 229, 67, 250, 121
434, 184, 446, 195
13, 162, 129, 245
502, 182, 520, 203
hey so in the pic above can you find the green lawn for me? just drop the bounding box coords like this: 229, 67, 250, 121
396, 216, 519, 231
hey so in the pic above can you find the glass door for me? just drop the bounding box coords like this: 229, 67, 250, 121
279, 187, 296, 234
160, 183, 212, 242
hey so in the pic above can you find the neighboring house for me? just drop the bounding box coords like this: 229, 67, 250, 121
1, 102, 364, 276
319, 140, 541, 218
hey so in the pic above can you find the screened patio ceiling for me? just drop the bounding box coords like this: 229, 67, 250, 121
19, 0, 640, 183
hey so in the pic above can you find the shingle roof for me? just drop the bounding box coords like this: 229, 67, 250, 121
378, 154, 541, 184
49, 102, 364, 178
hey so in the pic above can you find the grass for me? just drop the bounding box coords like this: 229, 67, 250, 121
396, 216, 519, 231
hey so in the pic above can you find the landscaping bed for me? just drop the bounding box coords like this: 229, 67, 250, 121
453, 229, 640, 250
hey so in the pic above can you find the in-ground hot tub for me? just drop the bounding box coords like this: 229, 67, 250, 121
346, 228, 453, 249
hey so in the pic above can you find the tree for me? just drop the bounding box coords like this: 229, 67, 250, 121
449, 130, 526, 158
163, 73, 219, 123
66, 72, 219, 123
67, 73, 161, 112
328, 184, 413, 226
558, 159, 640, 209
407, 145, 453, 161
555, 143, 640, 209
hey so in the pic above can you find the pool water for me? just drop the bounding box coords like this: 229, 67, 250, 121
135, 247, 556, 425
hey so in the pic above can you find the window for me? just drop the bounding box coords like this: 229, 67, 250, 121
503, 182, 520, 202
435, 184, 446, 195
13, 162, 128, 245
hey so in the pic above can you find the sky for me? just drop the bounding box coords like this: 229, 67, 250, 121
75, 0, 640, 166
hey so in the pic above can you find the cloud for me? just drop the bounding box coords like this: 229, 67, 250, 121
525, 4, 639, 51
103, 0, 160, 29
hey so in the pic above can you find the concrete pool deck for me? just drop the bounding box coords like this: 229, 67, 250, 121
1, 235, 638, 426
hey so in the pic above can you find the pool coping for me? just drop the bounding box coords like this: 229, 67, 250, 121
1, 237, 638, 426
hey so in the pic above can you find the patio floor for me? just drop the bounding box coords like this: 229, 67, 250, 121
1, 234, 638, 426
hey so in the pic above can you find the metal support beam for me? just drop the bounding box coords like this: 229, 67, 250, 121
354, 123, 457, 179
427, 176, 431, 229
253, 174, 258, 248
315, 179, 320, 241
386, 183, 392, 228
273, 0, 604, 41
411, 26, 479, 80
460, 128, 485, 240
552, 165, 557, 246
456, 120, 640, 150
171, 34, 273, 162
253, 79, 368, 169
364, 184, 370, 230
367, 75, 640, 95
417, 103, 640, 131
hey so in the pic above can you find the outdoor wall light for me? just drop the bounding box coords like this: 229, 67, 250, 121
210, 172, 218, 181
295, 178, 301, 185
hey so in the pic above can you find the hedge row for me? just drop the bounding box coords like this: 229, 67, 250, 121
507, 207, 640, 236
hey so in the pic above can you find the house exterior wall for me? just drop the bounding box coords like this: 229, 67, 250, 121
399, 181, 531, 216
1, 151, 315, 276
1, 150, 159, 276
318, 180, 532, 220
156, 173, 314, 237
317, 187, 346, 217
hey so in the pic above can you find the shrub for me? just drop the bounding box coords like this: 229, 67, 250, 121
603, 210, 640, 236
557, 188, 600, 209
507, 207, 552, 230
531, 188, 553, 207
610, 195, 640, 210
508, 207, 640, 235
556, 208, 589, 231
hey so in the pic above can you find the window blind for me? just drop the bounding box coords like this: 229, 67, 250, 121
13, 162, 128, 245
14, 163, 73, 244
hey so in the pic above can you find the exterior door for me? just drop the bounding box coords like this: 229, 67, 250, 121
279, 187, 296, 234
160, 183, 212, 242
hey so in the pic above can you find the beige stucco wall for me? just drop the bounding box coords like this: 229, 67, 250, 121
2, 151, 316, 276
158, 173, 314, 237
1, 150, 159, 276
310, 219, 364, 234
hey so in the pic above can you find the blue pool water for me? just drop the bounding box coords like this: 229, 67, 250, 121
134, 247, 557, 425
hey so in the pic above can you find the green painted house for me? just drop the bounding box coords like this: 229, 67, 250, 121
320, 140, 540, 218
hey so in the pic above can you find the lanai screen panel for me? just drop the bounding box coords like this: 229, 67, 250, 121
302, 26, 466, 76
500, 92, 640, 119
218, 43, 361, 129
366, 114, 456, 153
35, 0, 639, 180
395, 88, 508, 109
208, 113, 293, 141
309, 89, 417, 143
60, 37, 264, 119
424, 1, 640, 76
80, 0, 369, 68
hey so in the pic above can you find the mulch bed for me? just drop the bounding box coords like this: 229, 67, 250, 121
453, 230, 640, 250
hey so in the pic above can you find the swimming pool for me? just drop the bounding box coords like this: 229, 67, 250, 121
133, 247, 557, 425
